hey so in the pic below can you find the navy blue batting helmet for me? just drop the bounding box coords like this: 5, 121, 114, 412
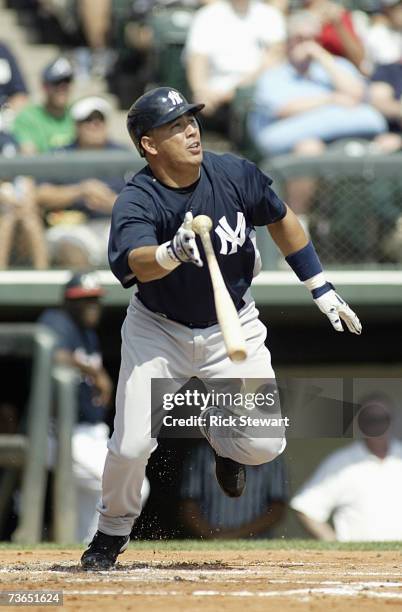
127, 87, 204, 156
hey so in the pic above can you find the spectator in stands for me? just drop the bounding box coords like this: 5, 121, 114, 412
180, 441, 288, 538
290, 392, 402, 541
302, 0, 365, 69
248, 10, 386, 216
184, 0, 286, 133
0, 41, 29, 113
75, 0, 115, 79
35, 96, 126, 268
249, 10, 386, 160
109, 0, 160, 108
12, 57, 75, 154
269, 0, 290, 14
63, 96, 123, 153
0, 176, 48, 269
370, 60, 402, 153
360, 0, 402, 68
0, 114, 19, 157
40, 271, 149, 542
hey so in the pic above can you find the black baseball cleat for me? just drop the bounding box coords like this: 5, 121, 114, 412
81, 531, 130, 570
213, 450, 246, 498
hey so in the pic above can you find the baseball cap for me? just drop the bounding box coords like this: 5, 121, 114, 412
71, 97, 112, 122
42, 57, 74, 85
381, 0, 402, 6
64, 272, 105, 300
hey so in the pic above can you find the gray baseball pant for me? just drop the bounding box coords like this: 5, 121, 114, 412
97, 291, 286, 536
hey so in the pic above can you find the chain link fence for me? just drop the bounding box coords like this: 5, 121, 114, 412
0, 150, 401, 270
262, 152, 402, 269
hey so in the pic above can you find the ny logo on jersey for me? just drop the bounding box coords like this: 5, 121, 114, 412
168, 90, 183, 106
215, 213, 246, 255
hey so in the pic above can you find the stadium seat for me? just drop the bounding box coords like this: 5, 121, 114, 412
229, 85, 263, 163
147, 7, 195, 97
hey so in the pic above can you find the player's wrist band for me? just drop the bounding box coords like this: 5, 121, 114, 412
285, 241, 333, 297
155, 241, 181, 271
285, 241, 322, 280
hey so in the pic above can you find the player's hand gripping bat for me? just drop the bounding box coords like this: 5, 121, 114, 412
192, 214, 247, 362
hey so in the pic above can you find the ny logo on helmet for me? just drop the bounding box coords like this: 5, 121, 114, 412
215, 213, 246, 255
168, 90, 183, 106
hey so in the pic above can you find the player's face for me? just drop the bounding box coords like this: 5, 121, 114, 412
68, 298, 102, 328
45, 78, 72, 109
147, 112, 202, 167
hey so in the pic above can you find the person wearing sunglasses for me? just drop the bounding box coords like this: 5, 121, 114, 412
36, 96, 127, 268
12, 57, 75, 154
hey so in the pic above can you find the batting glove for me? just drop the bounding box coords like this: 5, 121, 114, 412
169, 211, 203, 267
314, 288, 362, 334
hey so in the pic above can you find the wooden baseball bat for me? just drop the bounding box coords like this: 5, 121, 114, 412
192, 214, 247, 362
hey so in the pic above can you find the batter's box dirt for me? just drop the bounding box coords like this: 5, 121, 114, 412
1, 547, 402, 611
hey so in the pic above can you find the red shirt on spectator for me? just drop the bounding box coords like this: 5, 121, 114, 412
316, 10, 359, 58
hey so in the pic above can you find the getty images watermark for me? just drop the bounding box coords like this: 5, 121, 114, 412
162, 387, 289, 429
150, 377, 402, 439
151, 378, 286, 438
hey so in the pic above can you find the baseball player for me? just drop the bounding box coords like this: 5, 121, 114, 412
81, 87, 361, 569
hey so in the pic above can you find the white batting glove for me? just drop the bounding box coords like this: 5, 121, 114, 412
314, 289, 362, 334
168, 211, 203, 267
156, 212, 203, 270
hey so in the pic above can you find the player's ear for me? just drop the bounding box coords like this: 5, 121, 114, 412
141, 134, 158, 157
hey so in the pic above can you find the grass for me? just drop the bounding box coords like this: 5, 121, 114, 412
0, 539, 402, 551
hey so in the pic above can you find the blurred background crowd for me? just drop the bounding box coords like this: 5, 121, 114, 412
0, 0, 402, 544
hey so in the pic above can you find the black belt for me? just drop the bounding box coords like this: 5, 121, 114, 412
137, 295, 245, 329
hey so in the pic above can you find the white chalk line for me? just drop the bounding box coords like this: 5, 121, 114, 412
1, 565, 402, 585
1, 564, 401, 578
60, 585, 402, 601
2, 564, 402, 603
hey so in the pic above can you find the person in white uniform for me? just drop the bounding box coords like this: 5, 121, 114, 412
291, 392, 402, 541
184, 0, 286, 130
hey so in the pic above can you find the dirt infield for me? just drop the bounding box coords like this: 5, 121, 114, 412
1, 548, 402, 611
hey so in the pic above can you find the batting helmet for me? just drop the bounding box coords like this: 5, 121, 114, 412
127, 87, 204, 156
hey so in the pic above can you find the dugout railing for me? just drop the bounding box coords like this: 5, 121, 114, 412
0, 324, 55, 543
51, 365, 78, 543
0, 325, 78, 543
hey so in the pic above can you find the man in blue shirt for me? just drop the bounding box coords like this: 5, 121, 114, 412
81, 86, 361, 569
41, 271, 150, 541
248, 10, 386, 158
39, 272, 113, 541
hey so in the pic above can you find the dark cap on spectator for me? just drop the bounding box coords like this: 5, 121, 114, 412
42, 57, 74, 84
64, 272, 105, 300
381, 0, 402, 6
71, 96, 111, 122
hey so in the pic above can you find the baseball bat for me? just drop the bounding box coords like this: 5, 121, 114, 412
192, 214, 247, 362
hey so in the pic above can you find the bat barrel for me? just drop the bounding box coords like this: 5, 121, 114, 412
192, 215, 213, 236
192, 214, 248, 363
